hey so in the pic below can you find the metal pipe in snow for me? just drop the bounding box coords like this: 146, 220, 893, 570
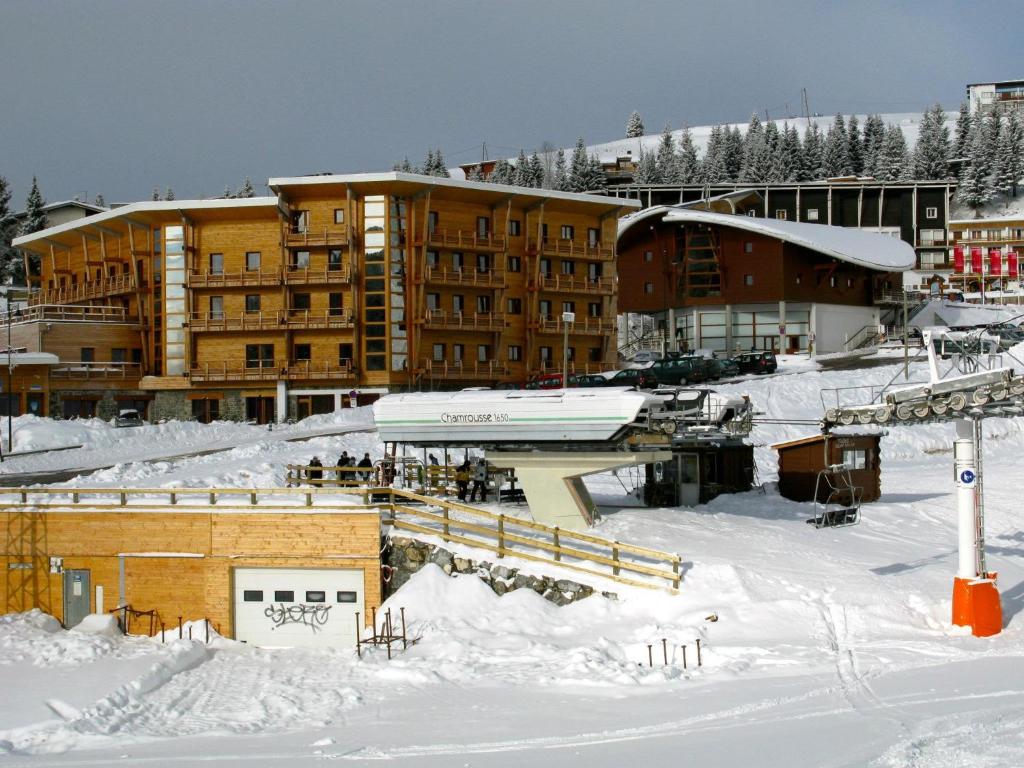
954, 419, 978, 580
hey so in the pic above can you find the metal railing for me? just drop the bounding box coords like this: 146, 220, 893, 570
188, 269, 281, 288
538, 274, 615, 294
530, 239, 614, 261
51, 362, 142, 380
536, 315, 616, 335
423, 230, 507, 251
423, 266, 506, 288
421, 358, 510, 379
422, 309, 506, 331
1, 304, 132, 324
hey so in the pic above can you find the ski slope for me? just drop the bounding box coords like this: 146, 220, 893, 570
1, 355, 1023, 766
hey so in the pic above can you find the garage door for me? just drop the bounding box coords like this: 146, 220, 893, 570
233, 567, 365, 648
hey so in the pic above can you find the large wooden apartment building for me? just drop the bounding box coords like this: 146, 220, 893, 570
12, 173, 637, 423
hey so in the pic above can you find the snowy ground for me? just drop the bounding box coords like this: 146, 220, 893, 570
2, 357, 1024, 765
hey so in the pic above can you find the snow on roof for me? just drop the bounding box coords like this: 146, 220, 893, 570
0, 352, 60, 366
664, 209, 915, 271
12, 197, 278, 247
914, 299, 1024, 328
268, 171, 639, 209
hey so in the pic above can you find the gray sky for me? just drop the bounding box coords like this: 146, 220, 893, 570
0, 0, 1018, 205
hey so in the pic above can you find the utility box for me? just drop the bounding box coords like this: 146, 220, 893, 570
644, 443, 754, 507
774, 433, 882, 503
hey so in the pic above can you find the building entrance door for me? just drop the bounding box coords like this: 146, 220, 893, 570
677, 453, 700, 507
26, 393, 45, 417
245, 396, 275, 425
62, 569, 91, 629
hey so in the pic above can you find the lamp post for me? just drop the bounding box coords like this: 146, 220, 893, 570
0, 287, 12, 460
561, 310, 575, 386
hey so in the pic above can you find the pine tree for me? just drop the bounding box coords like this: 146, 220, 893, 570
431, 148, 450, 178
93, 194, 106, 208
757, 121, 781, 182
528, 152, 545, 188
952, 102, 972, 160
655, 124, 679, 182
165, 187, 175, 201
633, 146, 659, 184
221, 186, 234, 199
983, 111, 1002, 172
0, 176, 21, 284
822, 114, 851, 177
151, 187, 161, 201
677, 125, 700, 183
847, 114, 863, 175
958, 119, 994, 210
489, 159, 514, 185
393, 156, 415, 172
700, 125, 724, 183
626, 111, 645, 138
551, 149, 570, 191
783, 123, 804, 181
994, 114, 1017, 199
913, 103, 951, 180
237, 177, 256, 198
21, 177, 48, 236
801, 123, 824, 180
1009, 110, 1024, 196
583, 153, 608, 192
722, 126, 743, 181
568, 137, 590, 192
467, 164, 484, 182
513, 149, 532, 187
739, 113, 765, 182
876, 124, 910, 182
861, 114, 886, 177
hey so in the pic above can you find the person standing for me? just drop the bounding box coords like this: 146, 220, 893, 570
357, 452, 373, 483
337, 451, 350, 484
455, 459, 471, 501
308, 456, 323, 487
469, 458, 488, 503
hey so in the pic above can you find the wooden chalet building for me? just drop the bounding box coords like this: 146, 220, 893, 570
616, 199, 916, 355
12, 173, 638, 423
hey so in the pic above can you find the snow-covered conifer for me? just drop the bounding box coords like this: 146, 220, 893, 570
952, 102, 972, 161
626, 111, 645, 138
677, 125, 700, 183
568, 137, 590, 192
861, 114, 886, 177
913, 103, 951, 180
237, 177, 256, 198
847, 114, 863, 175
655, 124, 679, 182
822, 114, 851, 177
552, 149, 570, 191
801, 123, 824, 180
876, 124, 910, 182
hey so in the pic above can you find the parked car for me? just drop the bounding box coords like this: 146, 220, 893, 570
603, 368, 659, 389
648, 357, 708, 385
716, 357, 741, 378
733, 351, 778, 375
571, 373, 608, 387
115, 409, 144, 428
627, 350, 661, 363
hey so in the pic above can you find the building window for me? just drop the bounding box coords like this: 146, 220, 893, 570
209, 296, 224, 318
842, 448, 867, 470
245, 294, 260, 313
245, 251, 261, 271
643, 251, 653, 263
292, 251, 310, 270
807, 208, 819, 221
539, 258, 552, 277
293, 344, 311, 361
426, 293, 439, 310
427, 211, 438, 234
507, 255, 521, 272
644, 282, 654, 294
291, 210, 309, 234
746, 210, 757, 217
111, 348, 127, 363
477, 344, 490, 362
426, 250, 439, 268
453, 295, 465, 313
743, 274, 754, 286
795, 273, 802, 285
830, 275, 838, 288
477, 295, 491, 313
432, 343, 445, 362
328, 249, 343, 271
477, 216, 490, 238
507, 297, 522, 314
476, 253, 490, 273
334, 208, 345, 225
192, 398, 220, 424
539, 299, 552, 318
920, 229, 946, 246
452, 252, 464, 271
329, 293, 344, 315
561, 301, 575, 314
209, 253, 223, 274
588, 263, 603, 282
339, 343, 353, 365
508, 344, 522, 361
588, 302, 601, 317
560, 225, 574, 240
744, 242, 753, 254
588, 227, 600, 246
846, 277, 854, 288
453, 344, 464, 363
540, 346, 552, 363
566, 347, 576, 362
508, 220, 521, 237
560, 260, 575, 275
245, 344, 274, 368
775, 209, 787, 220
588, 347, 602, 362
925, 206, 938, 219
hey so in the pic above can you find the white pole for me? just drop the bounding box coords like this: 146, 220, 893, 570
953, 419, 978, 580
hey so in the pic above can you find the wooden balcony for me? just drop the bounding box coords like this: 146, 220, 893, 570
283, 309, 355, 329
282, 361, 356, 381
283, 265, 352, 285
421, 310, 506, 332
284, 226, 351, 248
535, 315, 616, 336
421, 230, 507, 252
423, 266, 506, 288
189, 362, 283, 382
188, 269, 281, 288
4, 304, 134, 325
421, 359, 510, 380
537, 274, 615, 295
51, 362, 142, 381
530, 239, 614, 261
29, 274, 137, 305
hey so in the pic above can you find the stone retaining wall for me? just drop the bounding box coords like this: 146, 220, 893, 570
384, 535, 615, 606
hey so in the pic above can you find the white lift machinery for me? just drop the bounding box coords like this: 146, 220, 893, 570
821, 326, 1016, 637
373, 386, 753, 530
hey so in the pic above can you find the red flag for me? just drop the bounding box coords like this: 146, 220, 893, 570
953, 246, 965, 274
971, 247, 984, 273
1009, 251, 1019, 278
989, 248, 1003, 276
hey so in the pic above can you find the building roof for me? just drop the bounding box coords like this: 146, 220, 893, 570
618, 207, 916, 272
268, 171, 640, 212
12, 197, 278, 250
0, 352, 61, 366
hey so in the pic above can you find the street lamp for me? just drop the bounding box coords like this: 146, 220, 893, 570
0, 287, 13, 461
561, 311, 575, 387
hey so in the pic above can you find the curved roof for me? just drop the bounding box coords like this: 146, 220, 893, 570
619, 206, 916, 272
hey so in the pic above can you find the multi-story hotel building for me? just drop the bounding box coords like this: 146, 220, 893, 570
947, 214, 1024, 301
11, 173, 638, 423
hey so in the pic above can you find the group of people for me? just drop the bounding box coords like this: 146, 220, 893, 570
454, 458, 489, 503
305, 451, 374, 485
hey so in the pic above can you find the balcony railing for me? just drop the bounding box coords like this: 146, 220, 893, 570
188, 311, 284, 331
29, 273, 137, 306
51, 362, 142, 380
1, 304, 133, 325
537, 274, 615, 295
536, 360, 619, 375
421, 359, 510, 379
535, 315, 616, 336
530, 239, 614, 261
423, 266, 506, 288
421, 309, 506, 331
283, 309, 355, 329
285, 226, 351, 248
283, 265, 352, 285
188, 269, 281, 288
282, 361, 356, 380
422, 230, 507, 251
189, 362, 284, 382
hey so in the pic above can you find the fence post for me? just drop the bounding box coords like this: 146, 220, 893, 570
497, 515, 505, 558
612, 542, 620, 576
442, 505, 450, 542
72, 492, 79, 504
250, 491, 257, 506
170, 492, 177, 505
209, 491, 216, 505
305, 492, 312, 507
672, 557, 680, 589
553, 527, 561, 561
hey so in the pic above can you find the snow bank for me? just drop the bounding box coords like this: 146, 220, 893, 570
71, 614, 119, 637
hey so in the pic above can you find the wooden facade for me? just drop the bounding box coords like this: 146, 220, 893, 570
13, 175, 638, 420
774, 433, 882, 503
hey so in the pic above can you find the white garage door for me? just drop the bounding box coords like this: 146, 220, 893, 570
233, 567, 365, 648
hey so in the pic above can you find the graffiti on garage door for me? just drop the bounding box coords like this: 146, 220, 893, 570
264, 603, 332, 633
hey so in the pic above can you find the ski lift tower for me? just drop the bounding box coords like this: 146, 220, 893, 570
821, 327, 1020, 637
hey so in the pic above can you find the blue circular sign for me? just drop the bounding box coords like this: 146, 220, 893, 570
960, 469, 976, 484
